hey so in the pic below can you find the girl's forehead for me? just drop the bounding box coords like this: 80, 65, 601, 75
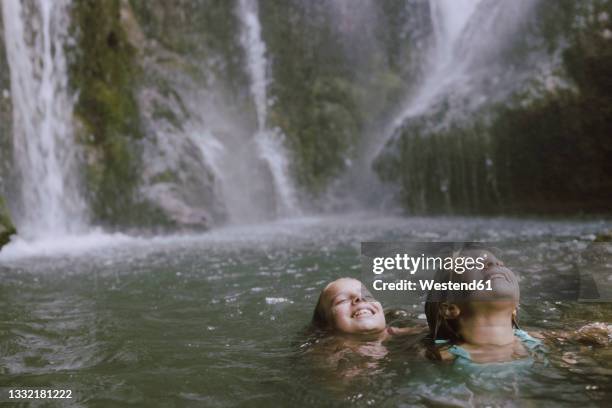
324, 278, 363, 298
462, 248, 497, 260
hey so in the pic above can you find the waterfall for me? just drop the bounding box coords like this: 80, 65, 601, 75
372, 0, 537, 159
236, 0, 300, 217
2, 0, 86, 238
430, 0, 482, 65
389, 0, 484, 134
362, 0, 539, 212
237, 0, 268, 130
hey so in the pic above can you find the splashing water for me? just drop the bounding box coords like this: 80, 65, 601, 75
2, 0, 86, 238
192, 128, 256, 223
254, 129, 300, 217
236, 0, 300, 217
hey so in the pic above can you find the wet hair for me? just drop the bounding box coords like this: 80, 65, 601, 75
310, 287, 330, 333
423, 245, 520, 358
424, 266, 463, 344
308, 278, 355, 334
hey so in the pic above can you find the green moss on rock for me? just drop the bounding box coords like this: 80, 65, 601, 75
258, 1, 430, 195
0, 196, 16, 249
70, 0, 150, 226
0, 12, 13, 197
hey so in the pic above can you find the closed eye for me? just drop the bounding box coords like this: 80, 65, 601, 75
334, 298, 350, 306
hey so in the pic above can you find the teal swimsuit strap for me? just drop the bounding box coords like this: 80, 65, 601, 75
435, 329, 543, 362
447, 344, 472, 360
434, 339, 472, 361
513, 329, 543, 350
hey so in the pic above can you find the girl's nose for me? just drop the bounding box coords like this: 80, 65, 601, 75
485, 259, 502, 269
352, 295, 364, 304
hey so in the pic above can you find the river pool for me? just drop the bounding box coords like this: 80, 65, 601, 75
1, 214, 611, 407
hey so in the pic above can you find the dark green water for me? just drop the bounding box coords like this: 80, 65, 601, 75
1, 215, 611, 407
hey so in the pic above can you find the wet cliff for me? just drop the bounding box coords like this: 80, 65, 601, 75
375, 0, 612, 214
0, 0, 610, 238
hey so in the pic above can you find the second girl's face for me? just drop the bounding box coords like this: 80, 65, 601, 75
323, 278, 386, 335
460, 250, 520, 304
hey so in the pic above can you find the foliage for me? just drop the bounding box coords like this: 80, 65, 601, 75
70, 0, 147, 225
0, 195, 16, 248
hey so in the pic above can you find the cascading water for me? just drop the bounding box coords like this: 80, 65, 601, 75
361, 0, 540, 212
237, 0, 268, 130
386, 0, 483, 141
236, 0, 300, 217
430, 0, 482, 66
379, 0, 538, 147
2, 0, 86, 238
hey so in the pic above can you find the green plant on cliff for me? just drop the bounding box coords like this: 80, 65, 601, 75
0, 16, 13, 196
259, 1, 424, 195
0, 196, 16, 248
128, 0, 246, 93
491, 0, 612, 212
70, 0, 150, 226
375, 119, 499, 214
259, 1, 363, 193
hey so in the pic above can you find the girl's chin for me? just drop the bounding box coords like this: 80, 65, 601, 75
353, 322, 385, 332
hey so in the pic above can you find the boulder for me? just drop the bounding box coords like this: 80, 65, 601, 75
141, 183, 210, 230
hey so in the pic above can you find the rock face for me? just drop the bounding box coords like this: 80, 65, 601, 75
259, 0, 432, 193
0, 63, 14, 251
1, 0, 611, 232
127, 0, 232, 227
0, 196, 16, 249
69, 0, 232, 230
0, 11, 13, 202
374, 1, 612, 215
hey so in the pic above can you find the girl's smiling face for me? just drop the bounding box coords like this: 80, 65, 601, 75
322, 278, 386, 335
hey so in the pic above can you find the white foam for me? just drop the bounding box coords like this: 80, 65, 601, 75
0, 214, 343, 261
0, 229, 138, 260
265, 297, 292, 305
